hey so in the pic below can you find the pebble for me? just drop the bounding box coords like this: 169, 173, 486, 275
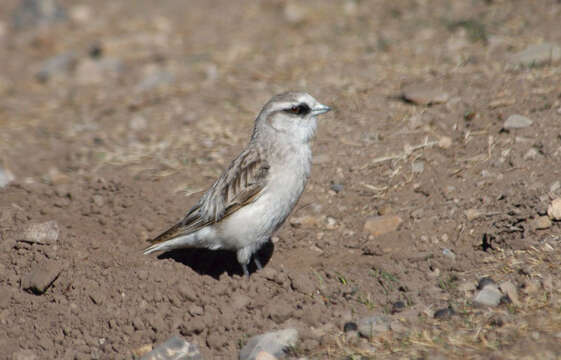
343, 322, 358, 332
533, 216, 552, 230
12, 0, 66, 29
136, 70, 174, 93
69, 4, 91, 24
473, 283, 502, 307
477, 277, 496, 290
401, 84, 450, 105
22, 261, 62, 295
363, 215, 403, 237
433, 306, 455, 320
508, 43, 561, 67
289, 215, 322, 228
547, 198, 561, 220
464, 208, 482, 221
503, 114, 533, 129
438, 136, 452, 149
329, 183, 343, 193
391, 301, 406, 314
499, 281, 520, 306
357, 315, 391, 339
35, 52, 77, 83
0, 167, 15, 188
140, 336, 202, 360
442, 248, 456, 260
20, 220, 59, 244
239, 328, 298, 360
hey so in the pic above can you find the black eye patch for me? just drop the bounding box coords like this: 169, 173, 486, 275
284, 103, 311, 116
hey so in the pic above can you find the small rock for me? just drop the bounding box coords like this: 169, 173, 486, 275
140, 336, 202, 360
509, 43, 561, 67
290, 215, 322, 228
442, 248, 456, 260
547, 198, 561, 220
433, 306, 455, 320
391, 301, 406, 314
499, 281, 520, 306
550, 181, 560, 194
22, 261, 62, 295
401, 84, 449, 106
188, 304, 204, 316
503, 114, 533, 129
20, 220, 59, 244
343, 322, 358, 332
329, 183, 343, 193
523, 148, 539, 160
464, 208, 482, 221
11, 349, 38, 360
239, 328, 298, 360
477, 277, 496, 290
438, 136, 452, 149
473, 284, 502, 307
533, 216, 552, 230
12, 0, 66, 30
357, 315, 391, 339
363, 215, 403, 237
35, 52, 77, 83
132, 345, 152, 358
136, 70, 174, 93
0, 167, 15, 188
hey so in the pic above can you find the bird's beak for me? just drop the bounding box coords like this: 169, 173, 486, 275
311, 104, 332, 116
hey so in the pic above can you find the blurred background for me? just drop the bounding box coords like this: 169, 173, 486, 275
1, 0, 561, 359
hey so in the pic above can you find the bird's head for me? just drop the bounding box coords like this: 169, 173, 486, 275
254, 92, 331, 143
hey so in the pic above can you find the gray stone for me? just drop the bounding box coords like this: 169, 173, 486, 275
136, 71, 174, 93
35, 52, 77, 83
140, 336, 202, 360
239, 328, 298, 360
12, 0, 66, 30
20, 220, 59, 244
509, 43, 561, 67
22, 261, 62, 295
357, 314, 391, 338
503, 114, 533, 129
0, 167, 15, 188
442, 248, 456, 260
473, 284, 502, 307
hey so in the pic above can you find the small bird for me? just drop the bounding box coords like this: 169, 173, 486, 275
144, 92, 331, 276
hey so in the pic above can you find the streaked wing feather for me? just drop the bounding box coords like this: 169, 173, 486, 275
146, 145, 269, 246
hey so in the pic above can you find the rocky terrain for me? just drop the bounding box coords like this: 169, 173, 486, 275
1, 0, 561, 359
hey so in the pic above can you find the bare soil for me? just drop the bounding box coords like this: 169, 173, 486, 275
1, 0, 561, 359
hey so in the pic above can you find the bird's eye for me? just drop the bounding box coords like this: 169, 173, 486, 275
285, 103, 310, 116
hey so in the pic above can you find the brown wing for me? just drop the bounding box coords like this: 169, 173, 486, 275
146, 145, 270, 245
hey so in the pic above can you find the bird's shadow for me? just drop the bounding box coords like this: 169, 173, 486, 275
157, 240, 274, 279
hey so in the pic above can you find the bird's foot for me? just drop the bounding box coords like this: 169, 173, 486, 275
254, 257, 263, 270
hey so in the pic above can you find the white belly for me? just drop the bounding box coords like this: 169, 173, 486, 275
213, 146, 311, 250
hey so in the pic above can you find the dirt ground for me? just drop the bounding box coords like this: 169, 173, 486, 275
1, 0, 561, 359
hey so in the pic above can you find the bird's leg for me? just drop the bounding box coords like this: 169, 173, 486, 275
254, 257, 263, 270
241, 263, 250, 278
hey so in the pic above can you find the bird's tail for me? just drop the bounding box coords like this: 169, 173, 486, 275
143, 221, 198, 255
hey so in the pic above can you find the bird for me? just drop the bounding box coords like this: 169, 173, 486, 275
144, 91, 331, 276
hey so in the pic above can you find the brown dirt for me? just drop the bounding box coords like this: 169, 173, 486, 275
1, 0, 561, 359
